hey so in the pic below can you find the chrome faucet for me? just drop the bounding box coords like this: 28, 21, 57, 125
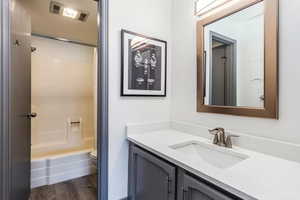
208, 128, 239, 148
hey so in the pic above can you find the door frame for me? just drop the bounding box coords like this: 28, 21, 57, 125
0, 0, 12, 199
97, 0, 109, 200
0, 0, 109, 199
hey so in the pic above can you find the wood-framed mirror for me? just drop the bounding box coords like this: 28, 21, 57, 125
197, 0, 278, 119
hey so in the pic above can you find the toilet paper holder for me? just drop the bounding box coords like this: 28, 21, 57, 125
70, 121, 81, 125
67, 118, 82, 126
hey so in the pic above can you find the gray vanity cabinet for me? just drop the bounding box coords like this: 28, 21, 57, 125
128, 143, 242, 200
177, 170, 235, 200
128, 144, 176, 200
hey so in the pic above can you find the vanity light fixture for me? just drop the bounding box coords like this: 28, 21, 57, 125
194, 0, 233, 16
63, 7, 78, 19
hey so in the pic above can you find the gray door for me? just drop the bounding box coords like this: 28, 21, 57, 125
10, 0, 32, 199
128, 144, 176, 200
210, 32, 237, 107
212, 45, 226, 106
177, 170, 235, 200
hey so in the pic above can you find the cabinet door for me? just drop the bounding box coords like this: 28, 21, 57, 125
128, 144, 176, 200
178, 170, 235, 200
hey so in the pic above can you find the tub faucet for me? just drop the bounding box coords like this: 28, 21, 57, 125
208, 128, 239, 148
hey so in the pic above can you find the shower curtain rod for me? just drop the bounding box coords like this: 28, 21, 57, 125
31, 33, 98, 48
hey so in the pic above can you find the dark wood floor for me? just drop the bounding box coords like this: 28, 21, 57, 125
29, 175, 97, 200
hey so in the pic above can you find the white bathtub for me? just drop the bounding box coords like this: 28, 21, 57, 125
31, 148, 96, 188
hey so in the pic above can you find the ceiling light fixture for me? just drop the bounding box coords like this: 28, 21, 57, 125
63, 7, 78, 19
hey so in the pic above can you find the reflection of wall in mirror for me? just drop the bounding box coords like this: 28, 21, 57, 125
204, 2, 264, 108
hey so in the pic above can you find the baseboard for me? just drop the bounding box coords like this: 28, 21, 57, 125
31, 151, 96, 188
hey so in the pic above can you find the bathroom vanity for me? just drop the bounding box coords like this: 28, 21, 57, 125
127, 122, 300, 200
128, 143, 244, 200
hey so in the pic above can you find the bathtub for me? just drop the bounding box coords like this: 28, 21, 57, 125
31, 148, 97, 188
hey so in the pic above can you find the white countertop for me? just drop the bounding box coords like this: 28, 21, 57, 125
127, 128, 300, 200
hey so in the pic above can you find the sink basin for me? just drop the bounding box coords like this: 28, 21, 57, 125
169, 141, 249, 169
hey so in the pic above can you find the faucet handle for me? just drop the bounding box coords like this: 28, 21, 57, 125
225, 134, 240, 148
208, 128, 219, 135
208, 127, 224, 134
208, 128, 220, 145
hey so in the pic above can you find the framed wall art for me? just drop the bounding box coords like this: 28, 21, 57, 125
121, 30, 167, 97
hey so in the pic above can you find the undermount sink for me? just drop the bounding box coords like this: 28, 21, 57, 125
169, 141, 249, 169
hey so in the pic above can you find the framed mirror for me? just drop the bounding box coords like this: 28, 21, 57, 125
197, 0, 278, 118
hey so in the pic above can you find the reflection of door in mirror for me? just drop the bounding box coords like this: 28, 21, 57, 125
204, 2, 265, 108
210, 32, 236, 106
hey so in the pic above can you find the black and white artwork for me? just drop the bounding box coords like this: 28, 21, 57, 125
121, 30, 167, 96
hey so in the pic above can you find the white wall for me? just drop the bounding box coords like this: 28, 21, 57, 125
108, 0, 172, 199
235, 9, 264, 107
171, 0, 300, 146
31, 36, 96, 154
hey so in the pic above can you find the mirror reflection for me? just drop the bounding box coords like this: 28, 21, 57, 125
204, 2, 264, 108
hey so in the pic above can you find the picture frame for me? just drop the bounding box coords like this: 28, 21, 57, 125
121, 30, 167, 97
